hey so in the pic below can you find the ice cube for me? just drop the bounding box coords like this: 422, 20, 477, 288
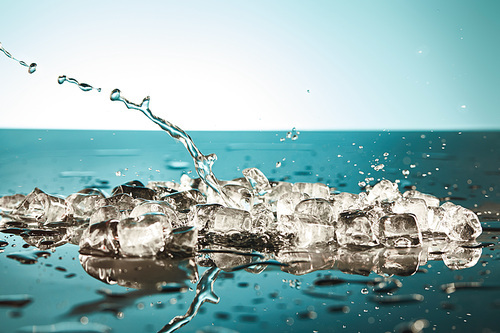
112, 184, 156, 200
292, 182, 330, 199
189, 203, 224, 232
295, 198, 335, 225
161, 189, 206, 212
366, 180, 401, 204
0, 193, 26, 211
117, 213, 166, 257
294, 220, 336, 248
129, 200, 179, 229
262, 182, 293, 210
377, 213, 422, 247
212, 207, 252, 233
146, 181, 178, 199
65, 193, 103, 220
250, 203, 276, 233
439, 202, 482, 241
403, 190, 440, 207
392, 198, 430, 232
89, 205, 120, 225
96, 193, 138, 212
79, 219, 120, 256
331, 192, 359, 219
221, 184, 253, 211
336, 210, 378, 247
165, 226, 198, 255
277, 192, 308, 220
13, 188, 66, 223
242, 167, 271, 195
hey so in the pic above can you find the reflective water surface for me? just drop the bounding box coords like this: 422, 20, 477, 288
1, 130, 500, 333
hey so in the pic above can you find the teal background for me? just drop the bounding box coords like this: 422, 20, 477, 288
1, 1, 499, 130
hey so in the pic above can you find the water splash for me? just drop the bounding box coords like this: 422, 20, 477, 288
58, 75, 101, 92
109, 89, 233, 206
158, 266, 220, 333
0, 42, 37, 74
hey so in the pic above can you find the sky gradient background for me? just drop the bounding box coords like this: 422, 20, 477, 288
1, 0, 499, 131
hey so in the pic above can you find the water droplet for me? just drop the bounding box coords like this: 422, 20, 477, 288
276, 161, 281, 168
28, 63, 37, 74
110, 89, 121, 101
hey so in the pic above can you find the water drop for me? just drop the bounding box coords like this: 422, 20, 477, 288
58, 75, 67, 84
58, 75, 100, 92
28, 63, 37, 74
110, 89, 121, 101
276, 162, 281, 168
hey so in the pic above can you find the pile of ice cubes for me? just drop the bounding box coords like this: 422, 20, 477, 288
0, 168, 482, 257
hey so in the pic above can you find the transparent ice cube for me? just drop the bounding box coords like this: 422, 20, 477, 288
117, 213, 166, 257
212, 207, 252, 233
331, 192, 359, 220
189, 203, 224, 231
439, 202, 482, 241
89, 205, 120, 225
221, 184, 253, 211
392, 198, 430, 232
277, 192, 308, 220
65, 193, 103, 220
13, 188, 66, 223
79, 219, 120, 256
336, 210, 378, 247
250, 203, 276, 233
96, 193, 138, 212
292, 182, 330, 199
262, 182, 293, 210
295, 220, 336, 248
295, 198, 335, 225
377, 213, 422, 247
129, 200, 178, 229
366, 180, 401, 204
242, 167, 271, 195
0, 193, 26, 211
161, 189, 206, 212
112, 183, 156, 200
165, 226, 198, 255
403, 190, 440, 207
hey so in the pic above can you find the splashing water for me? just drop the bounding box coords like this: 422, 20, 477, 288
58, 75, 101, 92
0, 42, 36, 74
109, 89, 233, 207
158, 266, 220, 333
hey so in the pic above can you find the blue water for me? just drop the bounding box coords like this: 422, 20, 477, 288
1, 129, 500, 332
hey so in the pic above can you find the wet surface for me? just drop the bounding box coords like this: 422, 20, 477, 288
1, 129, 500, 332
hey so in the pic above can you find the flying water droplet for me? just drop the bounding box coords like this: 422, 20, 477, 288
58, 75, 101, 92
0, 42, 37, 74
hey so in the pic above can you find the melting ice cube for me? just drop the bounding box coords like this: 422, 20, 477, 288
377, 213, 422, 247
336, 210, 378, 247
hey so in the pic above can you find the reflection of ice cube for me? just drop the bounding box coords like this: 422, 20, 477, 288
377, 247, 422, 276
336, 247, 379, 276
293, 182, 330, 199
366, 180, 401, 204
439, 203, 482, 241
161, 189, 206, 212
392, 198, 430, 232
212, 207, 252, 233
442, 243, 482, 270
336, 210, 378, 247
242, 167, 271, 195
221, 184, 253, 211
89, 205, 120, 225
277, 249, 335, 275
79, 219, 120, 255
378, 213, 422, 247
117, 214, 166, 257
403, 190, 440, 207
13, 188, 66, 223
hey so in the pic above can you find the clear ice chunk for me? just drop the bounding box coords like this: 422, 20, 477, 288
13, 188, 66, 223
250, 203, 276, 233
403, 190, 440, 207
212, 207, 252, 233
117, 213, 166, 257
294, 220, 336, 248
277, 192, 308, 220
129, 200, 179, 229
366, 180, 401, 204
377, 213, 422, 247
392, 198, 430, 232
79, 219, 120, 256
165, 226, 198, 255
161, 189, 206, 212
112, 184, 156, 200
221, 184, 253, 211
96, 193, 138, 212
189, 203, 224, 232
295, 198, 335, 225
262, 181, 293, 210
438, 202, 482, 241
0, 193, 26, 211
89, 205, 120, 225
65, 193, 103, 220
292, 182, 330, 199
331, 192, 359, 220
242, 167, 271, 195
336, 210, 378, 247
